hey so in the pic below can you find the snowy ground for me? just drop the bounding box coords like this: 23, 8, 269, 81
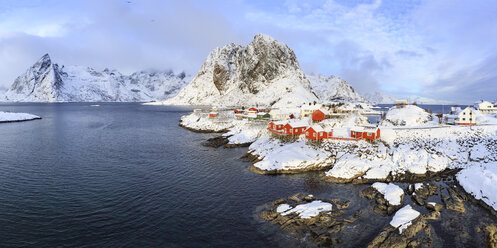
0, 111, 40, 122
178, 108, 497, 213
249, 136, 333, 172
223, 119, 267, 145
457, 162, 497, 211
380, 105, 439, 127
180, 111, 235, 132
244, 124, 497, 180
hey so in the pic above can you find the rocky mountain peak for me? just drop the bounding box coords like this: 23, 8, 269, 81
165, 34, 316, 107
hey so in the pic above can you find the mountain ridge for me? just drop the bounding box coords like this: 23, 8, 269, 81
3, 54, 191, 102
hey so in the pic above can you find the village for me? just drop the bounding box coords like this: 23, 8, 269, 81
198, 99, 497, 144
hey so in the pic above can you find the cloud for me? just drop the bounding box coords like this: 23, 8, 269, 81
0, 0, 496, 104
0, 0, 243, 86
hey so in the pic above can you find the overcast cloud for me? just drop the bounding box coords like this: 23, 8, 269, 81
0, 0, 496, 104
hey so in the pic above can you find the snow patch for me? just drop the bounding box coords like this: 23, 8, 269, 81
0, 111, 40, 122
390, 205, 420, 234
279, 200, 333, 219
457, 162, 497, 211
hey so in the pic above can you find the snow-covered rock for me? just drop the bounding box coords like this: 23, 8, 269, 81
278, 200, 333, 219
372, 182, 404, 206
380, 105, 434, 127
0, 111, 40, 122
162, 34, 318, 107
390, 205, 420, 234
249, 136, 332, 173
457, 162, 497, 211
4, 54, 191, 102
307, 74, 367, 103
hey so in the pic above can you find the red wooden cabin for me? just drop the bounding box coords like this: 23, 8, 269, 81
209, 112, 218, 118
350, 127, 380, 140
312, 109, 330, 122
284, 122, 308, 135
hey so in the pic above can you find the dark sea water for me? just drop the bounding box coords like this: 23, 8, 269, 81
0, 103, 495, 248
0, 103, 373, 248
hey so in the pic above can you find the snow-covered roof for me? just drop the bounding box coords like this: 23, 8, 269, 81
351, 126, 378, 133
273, 120, 288, 125
316, 108, 330, 115
307, 125, 324, 132
287, 120, 308, 128
209, 112, 218, 114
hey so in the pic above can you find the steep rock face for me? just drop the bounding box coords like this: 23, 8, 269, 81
4, 54, 190, 102
164, 34, 317, 107
307, 74, 368, 103
5, 54, 63, 102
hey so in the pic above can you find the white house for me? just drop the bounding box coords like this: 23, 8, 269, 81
269, 109, 291, 120
475, 100, 497, 114
454, 107, 477, 125
301, 104, 322, 117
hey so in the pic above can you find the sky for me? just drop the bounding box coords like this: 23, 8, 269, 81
0, 0, 496, 104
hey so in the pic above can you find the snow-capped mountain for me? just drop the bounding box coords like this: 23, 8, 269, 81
163, 34, 318, 107
306, 74, 368, 103
363, 91, 398, 104
3, 54, 191, 102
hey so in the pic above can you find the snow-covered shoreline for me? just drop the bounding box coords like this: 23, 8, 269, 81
177, 106, 497, 213
0, 111, 41, 123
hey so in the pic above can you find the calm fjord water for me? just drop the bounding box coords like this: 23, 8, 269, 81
0, 103, 372, 248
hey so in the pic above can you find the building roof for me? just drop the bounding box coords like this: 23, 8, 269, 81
307, 125, 324, 132
209, 112, 218, 114
273, 120, 288, 125
315, 108, 331, 115
287, 120, 308, 128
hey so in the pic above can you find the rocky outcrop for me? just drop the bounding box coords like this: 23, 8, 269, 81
484, 225, 497, 248
201, 136, 230, 148
164, 34, 318, 107
441, 186, 467, 213
408, 182, 438, 206
361, 186, 404, 216
367, 214, 434, 248
4, 54, 190, 102
259, 193, 359, 247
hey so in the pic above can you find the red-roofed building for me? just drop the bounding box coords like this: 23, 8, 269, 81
350, 127, 380, 140
284, 122, 308, 136
311, 109, 331, 122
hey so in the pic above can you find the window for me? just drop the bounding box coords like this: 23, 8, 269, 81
306, 132, 309, 135
463, 112, 466, 115
463, 118, 466, 121
470, 112, 472, 115
313, 133, 316, 137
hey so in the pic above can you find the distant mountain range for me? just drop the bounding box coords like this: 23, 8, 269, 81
3, 34, 401, 105
3, 54, 191, 102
